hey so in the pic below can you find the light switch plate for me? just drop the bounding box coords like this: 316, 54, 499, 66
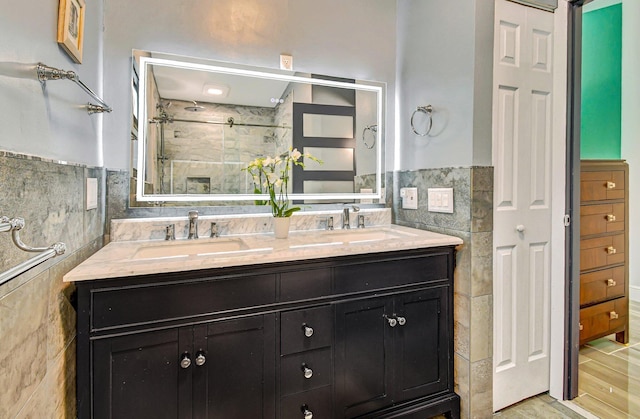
86, 178, 97, 210
428, 188, 453, 213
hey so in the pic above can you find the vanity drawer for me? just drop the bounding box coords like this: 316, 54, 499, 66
580, 170, 625, 201
579, 297, 628, 344
579, 234, 625, 271
280, 306, 333, 355
580, 203, 625, 237
280, 268, 332, 302
334, 253, 449, 294
91, 274, 276, 331
580, 266, 625, 306
280, 386, 333, 419
280, 348, 332, 396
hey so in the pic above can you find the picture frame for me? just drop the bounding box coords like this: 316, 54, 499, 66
57, 0, 85, 63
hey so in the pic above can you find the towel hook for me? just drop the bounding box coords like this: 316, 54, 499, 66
362, 124, 377, 149
411, 105, 433, 136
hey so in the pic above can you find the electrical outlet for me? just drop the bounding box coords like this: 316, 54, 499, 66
400, 187, 418, 210
428, 188, 454, 213
86, 178, 97, 210
280, 54, 293, 70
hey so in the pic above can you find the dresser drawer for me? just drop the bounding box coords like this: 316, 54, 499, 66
579, 234, 625, 271
280, 268, 332, 302
281, 305, 333, 355
580, 266, 625, 306
579, 297, 628, 344
580, 170, 625, 201
580, 203, 625, 237
280, 386, 332, 419
281, 348, 332, 396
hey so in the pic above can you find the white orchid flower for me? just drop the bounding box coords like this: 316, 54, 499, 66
267, 172, 279, 184
290, 148, 302, 161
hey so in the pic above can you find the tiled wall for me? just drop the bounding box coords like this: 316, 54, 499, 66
0, 152, 104, 418
392, 166, 493, 419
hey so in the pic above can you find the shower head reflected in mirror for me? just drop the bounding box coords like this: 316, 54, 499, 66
184, 101, 205, 112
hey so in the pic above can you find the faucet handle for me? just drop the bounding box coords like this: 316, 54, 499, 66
358, 214, 365, 229
165, 224, 176, 240
188, 210, 198, 219
327, 216, 334, 230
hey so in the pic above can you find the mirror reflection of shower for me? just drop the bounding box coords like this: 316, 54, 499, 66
149, 97, 291, 195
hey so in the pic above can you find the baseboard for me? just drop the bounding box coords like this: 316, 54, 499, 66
630, 285, 640, 303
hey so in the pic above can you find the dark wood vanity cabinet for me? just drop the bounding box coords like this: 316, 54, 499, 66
76, 247, 459, 419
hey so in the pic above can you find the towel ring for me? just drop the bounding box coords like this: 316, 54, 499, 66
411, 105, 433, 136
362, 124, 377, 149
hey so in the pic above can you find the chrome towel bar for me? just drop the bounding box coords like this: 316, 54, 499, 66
0, 216, 66, 286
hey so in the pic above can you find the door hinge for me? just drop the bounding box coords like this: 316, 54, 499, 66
563, 214, 571, 227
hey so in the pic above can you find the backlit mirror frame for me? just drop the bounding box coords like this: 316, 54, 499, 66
135, 54, 384, 203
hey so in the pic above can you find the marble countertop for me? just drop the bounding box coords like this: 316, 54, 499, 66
64, 224, 463, 283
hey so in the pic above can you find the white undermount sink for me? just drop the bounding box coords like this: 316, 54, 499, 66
132, 238, 250, 260
320, 228, 417, 244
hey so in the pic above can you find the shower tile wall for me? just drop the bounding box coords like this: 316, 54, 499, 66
0, 151, 105, 418
392, 166, 493, 419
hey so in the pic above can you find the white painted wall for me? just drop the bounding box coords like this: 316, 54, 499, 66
101, 0, 398, 172
395, 0, 494, 170
0, 0, 104, 166
621, 0, 640, 301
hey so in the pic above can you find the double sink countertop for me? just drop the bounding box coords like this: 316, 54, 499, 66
64, 224, 463, 282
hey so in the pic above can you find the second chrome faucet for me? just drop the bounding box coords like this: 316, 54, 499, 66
188, 210, 198, 239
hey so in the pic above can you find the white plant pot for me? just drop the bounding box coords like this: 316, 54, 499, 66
273, 217, 291, 239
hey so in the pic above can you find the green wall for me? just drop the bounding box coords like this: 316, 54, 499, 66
581, 4, 622, 159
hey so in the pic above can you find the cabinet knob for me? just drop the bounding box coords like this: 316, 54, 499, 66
302, 364, 313, 379
195, 351, 206, 367
605, 214, 616, 222
383, 314, 397, 327
303, 325, 314, 338
610, 311, 619, 320
606, 278, 617, 287
516, 224, 525, 233
397, 316, 407, 326
180, 353, 192, 369
606, 246, 617, 255
606, 181, 616, 189
301, 405, 313, 419
579, 323, 584, 331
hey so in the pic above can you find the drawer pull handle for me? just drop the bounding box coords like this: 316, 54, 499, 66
397, 316, 407, 326
195, 351, 206, 367
579, 323, 584, 331
606, 181, 616, 189
606, 214, 617, 222
302, 325, 314, 338
302, 364, 313, 379
301, 405, 313, 419
610, 311, 619, 320
606, 278, 617, 287
383, 314, 397, 327
180, 353, 192, 369
606, 246, 617, 255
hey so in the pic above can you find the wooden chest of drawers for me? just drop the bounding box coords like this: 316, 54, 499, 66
579, 160, 629, 346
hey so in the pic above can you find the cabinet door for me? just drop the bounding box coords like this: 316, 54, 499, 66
335, 296, 395, 418
193, 315, 276, 419
93, 328, 193, 419
394, 288, 449, 402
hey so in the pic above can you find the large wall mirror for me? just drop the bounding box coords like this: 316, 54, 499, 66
132, 50, 384, 204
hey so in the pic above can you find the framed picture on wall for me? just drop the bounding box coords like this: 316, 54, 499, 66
57, 0, 85, 63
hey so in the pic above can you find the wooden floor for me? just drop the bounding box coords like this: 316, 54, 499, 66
574, 300, 640, 418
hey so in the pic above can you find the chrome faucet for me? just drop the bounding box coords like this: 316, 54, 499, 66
188, 210, 199, 239
342, 205, 360, 229
165, 224, 175, 240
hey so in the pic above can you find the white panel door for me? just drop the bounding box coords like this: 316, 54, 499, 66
492, 0, 554, 412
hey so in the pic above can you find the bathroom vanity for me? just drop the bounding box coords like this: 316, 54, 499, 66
67, 225, 462, 418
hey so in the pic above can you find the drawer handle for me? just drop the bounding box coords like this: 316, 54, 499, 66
606, 246, 617, 255
301, 364, 313, 379
397, 316, 407, 326
606, 278, 617, 287
606, 214, 617, 222
180, 353, 192, 369
301, 405, 313, 419
383, 314, 397, 327
610, 311, 619, 320
195, 351, 206, 367
302, 324, 314, 338
579, 323, 584, 331
606, 181, 616, 189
